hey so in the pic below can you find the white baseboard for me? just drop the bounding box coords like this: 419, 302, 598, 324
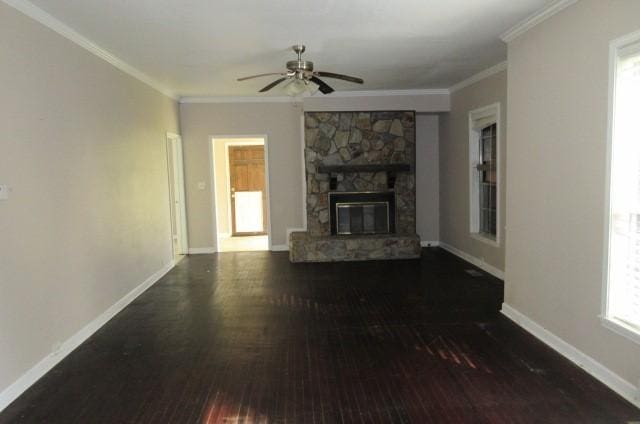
273, 228, 306, 252
439, 241, 504, 279
188, 247, 216, 254
0, 260, 175, 412
501, 303, 640, 408
420, 240, 440, 247
271, 244, 289, 252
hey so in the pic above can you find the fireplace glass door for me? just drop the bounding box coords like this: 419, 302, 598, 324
336, 202, 389, 235
329, 192, 396, 236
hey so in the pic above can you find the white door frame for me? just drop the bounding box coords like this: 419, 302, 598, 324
166, 132, 188, 257
209, 135, 272, 252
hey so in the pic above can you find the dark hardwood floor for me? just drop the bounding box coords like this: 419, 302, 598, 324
2, 248, 638, 423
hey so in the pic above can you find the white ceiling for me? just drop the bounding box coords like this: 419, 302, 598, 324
26, 0, 553, 97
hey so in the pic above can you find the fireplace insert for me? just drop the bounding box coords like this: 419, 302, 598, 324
329, 192, 396, 235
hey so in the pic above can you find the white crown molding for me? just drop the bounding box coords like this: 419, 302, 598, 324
500, 0, 579, 43
317, 88, 450, 98
2, 0, 177, 100
0, 260, 176, 412
502, 304, 640, 408
449, 61, 508, 94
180, 96, 300, 104
180, 88, 450, 104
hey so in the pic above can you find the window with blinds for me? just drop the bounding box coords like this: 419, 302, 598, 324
605, 38, 640, 336
468, 103, 500, 245
479, 124, 497, 236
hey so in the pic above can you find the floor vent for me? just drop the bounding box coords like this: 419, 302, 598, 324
465, 269, 484, 277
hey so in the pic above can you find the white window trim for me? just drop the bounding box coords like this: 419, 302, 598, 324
468, 103, 501, 247
601, 29, 640, 346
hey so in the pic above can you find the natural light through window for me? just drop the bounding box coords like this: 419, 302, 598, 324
605, 37, 640, 339
468, 103, 500, 246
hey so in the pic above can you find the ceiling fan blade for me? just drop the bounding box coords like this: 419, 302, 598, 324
315, 71, 364, 84
310, 76, 334, 94
237, 72, 285, 81
259, 77, 288, 92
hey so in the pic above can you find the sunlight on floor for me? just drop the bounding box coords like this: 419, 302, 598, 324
218, 235, 269, 252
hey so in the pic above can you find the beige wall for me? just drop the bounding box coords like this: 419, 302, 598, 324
179, 102, 304, 248
506, 0, 640, 390
416, 114, 440, 242
0, 2, 179, 400
439, 70, 507, 271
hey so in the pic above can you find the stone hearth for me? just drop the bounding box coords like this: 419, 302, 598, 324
289, 111, 421, 262
290, 233, 420, 262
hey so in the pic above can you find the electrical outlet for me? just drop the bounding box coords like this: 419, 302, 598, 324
0, 184, 8, 200
197, 181, 206, 190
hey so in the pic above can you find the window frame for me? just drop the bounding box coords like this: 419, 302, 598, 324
601, 30, 640, 345
468, 103, 501, 247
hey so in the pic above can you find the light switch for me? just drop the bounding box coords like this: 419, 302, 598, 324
0, 184, 8, 200
197, 181, 206, 190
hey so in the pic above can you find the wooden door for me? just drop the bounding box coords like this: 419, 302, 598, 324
228, 145, 267, 236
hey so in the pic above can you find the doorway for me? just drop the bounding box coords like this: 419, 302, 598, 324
229, 145, 267, 236
166, 133, 188, 259
211, 137, 270, 252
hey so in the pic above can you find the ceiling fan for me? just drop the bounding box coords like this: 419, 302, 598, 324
237, 45, 364, 94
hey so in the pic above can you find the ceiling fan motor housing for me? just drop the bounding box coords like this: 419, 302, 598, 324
286, 60, 314, 72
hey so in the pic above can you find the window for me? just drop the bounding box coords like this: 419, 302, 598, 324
469, 103, 500, 245
604, 35, 640, 342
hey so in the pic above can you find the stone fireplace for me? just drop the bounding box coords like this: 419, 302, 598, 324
289, 111, 421, 262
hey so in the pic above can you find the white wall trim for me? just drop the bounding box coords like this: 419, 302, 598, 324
500, 0, 579, 43
180, 89, 450, 104
449, 62, 508, 94
0, 261, 175, 412
439, 241, 504, 279
501, 303, 640, 408
2, 0, 176, 100
188, 247, 216, 254
181, 96, 301, 104
312, 89, 450, 98
420, 241, 440, 247
271, 244, 289, 252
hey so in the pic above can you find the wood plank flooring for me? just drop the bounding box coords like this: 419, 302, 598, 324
1, 248, 638, 423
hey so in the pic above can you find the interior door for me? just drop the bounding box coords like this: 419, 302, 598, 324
167, 134, 188, 256
229, 145, 267, 236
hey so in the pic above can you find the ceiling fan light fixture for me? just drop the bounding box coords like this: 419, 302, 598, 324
237, 44, 363, 95
284, 79, 317, 97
